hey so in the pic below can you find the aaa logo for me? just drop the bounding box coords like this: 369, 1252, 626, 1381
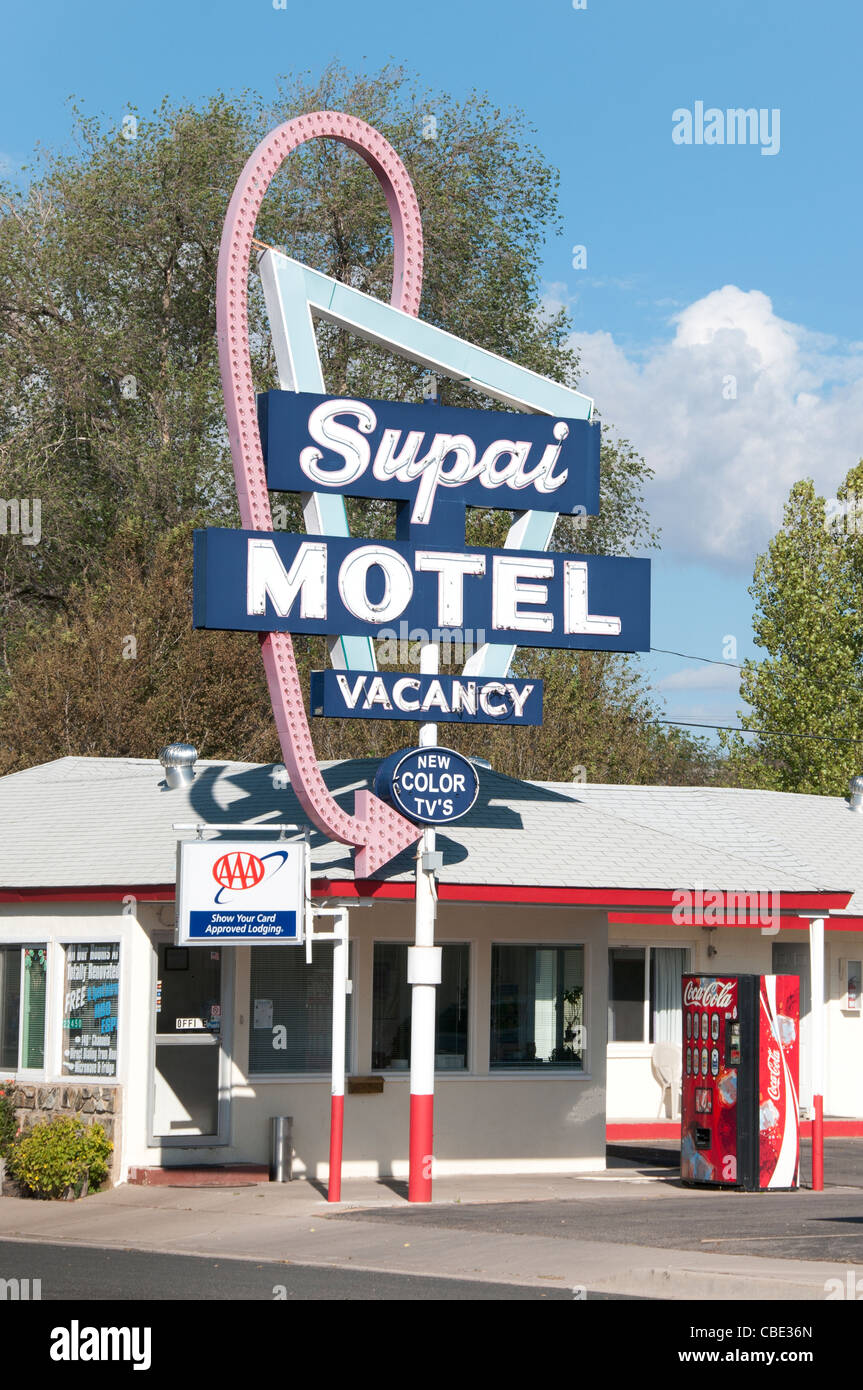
212, 852, 266, 891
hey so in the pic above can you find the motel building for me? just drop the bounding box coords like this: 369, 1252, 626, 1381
0, 749, 862, 1187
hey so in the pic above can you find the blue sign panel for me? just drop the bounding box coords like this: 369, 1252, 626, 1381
258, 390, 600, 526
193, 530, 650, 653
187, 909, 297, 941
374, 746, 480, 825
311, 670, 543, 725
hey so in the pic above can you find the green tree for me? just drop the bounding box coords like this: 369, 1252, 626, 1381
722, 462, 863, 794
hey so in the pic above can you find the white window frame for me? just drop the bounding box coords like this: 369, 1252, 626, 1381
0, 940, 50, 1081
55, 937, 123, 1083
488, 939, 591, 1079
246, 940, 355, 1081
607, 941, 691, 1054
371, 939, 473, 1076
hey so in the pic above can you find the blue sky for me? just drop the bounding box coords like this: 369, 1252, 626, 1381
4, 0, 862, 746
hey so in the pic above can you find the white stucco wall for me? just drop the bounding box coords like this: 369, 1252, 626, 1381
221, 901, 608, 1178
6, 898, 859, 1178
606, 921, 863, 1121
1, 897, 609, 1180
0, 899, 159, 1178
825, 939, 863, 1117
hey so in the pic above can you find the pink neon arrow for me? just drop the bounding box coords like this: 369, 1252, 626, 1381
216, 111, 423, 877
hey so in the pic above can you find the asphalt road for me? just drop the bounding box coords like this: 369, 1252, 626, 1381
334, 1189, 863, 1264
0, 1239, 641, 1301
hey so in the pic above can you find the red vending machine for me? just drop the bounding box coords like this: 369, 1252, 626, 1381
681, 974, 800, 1191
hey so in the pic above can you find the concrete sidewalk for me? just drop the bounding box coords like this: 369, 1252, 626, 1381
1, 1167, 861, 1300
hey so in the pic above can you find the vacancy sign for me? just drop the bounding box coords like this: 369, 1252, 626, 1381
176, 840, 306, 946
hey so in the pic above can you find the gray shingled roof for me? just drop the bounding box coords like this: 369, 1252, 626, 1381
541, 782, 861, 911
0, 756, 854, 900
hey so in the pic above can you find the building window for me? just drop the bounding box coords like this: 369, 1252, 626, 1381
490, 944, 584, 1069
608, 947, 645, 1042
607, 946, 691, 1043
62, 943, 120, 1077
248, 943, 351, 1075
649, 948, 690, 1044
0, 946, 47, 1072
372, 943, 469, 1071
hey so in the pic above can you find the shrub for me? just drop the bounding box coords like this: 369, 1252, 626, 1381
6, 1116, 112, 1198
0, 1082, 17, 1158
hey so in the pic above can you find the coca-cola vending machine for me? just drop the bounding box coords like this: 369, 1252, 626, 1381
681, 974, 800, 1191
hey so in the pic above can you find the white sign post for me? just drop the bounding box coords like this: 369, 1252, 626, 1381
304, 906, 351, 1201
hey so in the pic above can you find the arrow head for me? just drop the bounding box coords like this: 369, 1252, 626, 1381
353, 789, 421, 878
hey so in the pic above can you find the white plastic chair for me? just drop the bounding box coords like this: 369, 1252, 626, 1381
651, 1042, 682, 1120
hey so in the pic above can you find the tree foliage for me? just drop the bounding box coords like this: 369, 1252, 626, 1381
722, 461, 863, 794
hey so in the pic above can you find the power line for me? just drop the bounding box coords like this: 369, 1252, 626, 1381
643, 650, 860, 742
650, 646, 742, 670
654, 717, 862, 744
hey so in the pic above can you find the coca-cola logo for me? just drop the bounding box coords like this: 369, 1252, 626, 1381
767, 1047, 782, 1102
683, 979, 734, 1009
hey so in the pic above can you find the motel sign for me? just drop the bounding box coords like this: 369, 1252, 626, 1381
198, 108, 652, 1204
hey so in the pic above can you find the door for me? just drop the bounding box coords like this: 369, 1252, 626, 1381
772, 944, 812, 1111
151, 942, 228, 1144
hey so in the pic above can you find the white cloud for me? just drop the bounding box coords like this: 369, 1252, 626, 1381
572, 285, 863, 568
656, 664, 740, 693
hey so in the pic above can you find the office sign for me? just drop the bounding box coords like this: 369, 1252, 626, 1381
374, 746, 479, 825
194, 530, 650, 653
311, 670, 543, 725
258, 390, 600, 527
176, 840, 306, 945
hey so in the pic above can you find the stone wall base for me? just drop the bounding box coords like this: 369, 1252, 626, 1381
3, 1083, 123, 1191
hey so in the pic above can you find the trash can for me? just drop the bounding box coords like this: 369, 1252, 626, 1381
269, 1115, 293, 1182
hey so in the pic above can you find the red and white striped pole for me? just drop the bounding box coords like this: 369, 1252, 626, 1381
327, 908, 348, 1202
809, 916, 825, 1191
408, 643, 441, 1202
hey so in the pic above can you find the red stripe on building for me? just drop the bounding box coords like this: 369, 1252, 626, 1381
0, 882, 854, 913
608, 912, 863, 931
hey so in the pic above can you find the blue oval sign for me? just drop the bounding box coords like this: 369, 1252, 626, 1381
373, 746, 479, 825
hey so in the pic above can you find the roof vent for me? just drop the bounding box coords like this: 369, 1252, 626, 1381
850, 775, 863, 813
159, 742, 198, 790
